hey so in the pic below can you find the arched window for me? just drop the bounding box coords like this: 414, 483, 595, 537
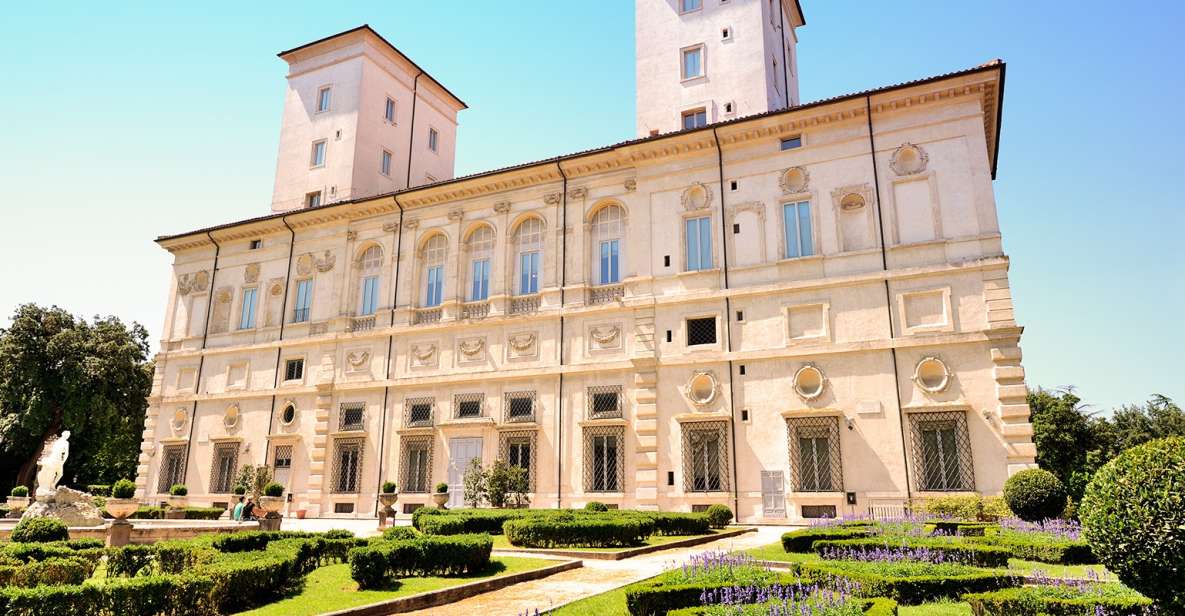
465, 226, 494, 301
421, 234, 447, 307
591, 205, 624, 285
513, 218, 543, 295
356, 245, 382, 315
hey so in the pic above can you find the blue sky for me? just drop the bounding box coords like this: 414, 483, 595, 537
0, 1, 1181, 413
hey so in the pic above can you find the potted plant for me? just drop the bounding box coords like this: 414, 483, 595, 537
165, 484, 188, 518
378, 481, 399, 526
431, 482, 450, 508
105, 479, 139, 521
257, 482, 285, 530
232, 485, 247, 497
7, 485, 30, 511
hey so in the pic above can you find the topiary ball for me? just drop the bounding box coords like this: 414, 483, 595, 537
1081, 437, 1185, 612
1003, 468, 1067, 522
584, 501, 609, 512
705, 504, 733, 528
110, 478, 136, 499
11, 516, 69, 543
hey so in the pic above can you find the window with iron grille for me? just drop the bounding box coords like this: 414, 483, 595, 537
682, 421, 730, 492
404, 397, 434, 427
786, 416, 843, 492
908, 411, 975, 492
686, 317, 717, 346
454, 393, 484, 419
400, 435, 433, 493
273, 444, 293, 470
209, 442, 239, 493
284, 358, 304, 381
587, 385, 623, 419
331, 438, 364, 493
339, 402, 365, 431
157, 444, 187, 494
583, 426, 624, 492
334, 503, 354, 513
500, 431, 536, 491
504, 391, 536, 423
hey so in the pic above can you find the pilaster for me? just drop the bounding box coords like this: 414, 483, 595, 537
631, 307, 659, 510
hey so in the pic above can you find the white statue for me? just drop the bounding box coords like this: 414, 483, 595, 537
35, 430, 70, 499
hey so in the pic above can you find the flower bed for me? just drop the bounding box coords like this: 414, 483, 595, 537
667, 597, 898, 616
963, 580, 1153, 615
624, 552, 795, 616
346, 533, 493, 589
812, 536, 1012, 568
799, 559, 1021, 604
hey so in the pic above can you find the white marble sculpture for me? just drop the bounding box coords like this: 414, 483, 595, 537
35, 430, 70, 499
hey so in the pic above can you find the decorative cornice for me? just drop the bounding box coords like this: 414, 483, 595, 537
493, 201, 512, 214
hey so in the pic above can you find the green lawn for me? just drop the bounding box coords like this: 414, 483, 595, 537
235, 556, 555, 616
899, 600, 971, 615
494, 531, 722, 553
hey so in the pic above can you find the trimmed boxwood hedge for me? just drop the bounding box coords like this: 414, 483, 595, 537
962, 586, 1154, 616
0, 557, 94, 587
504, 516, 655, 548
799, 561, 1021, 605
0, 573, 216, 616
813, 537, 1012, 568
665, 597, 899, 616
347, 533, 493, 589
969, 534, 1095, 565
927, 520, 994, 537
111, 506, 225, 520
624, 571, 800, 616
781, 527, 877, 553
414, 507, 712, 539
10, 517, 69, 543
0, 542, 105, 567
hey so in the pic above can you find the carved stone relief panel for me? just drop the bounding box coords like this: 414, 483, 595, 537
209, 287, 232, 334
264, 278, 285, 327
409, 341, 439, 369
681, 182, 713, 211
506, 331, 538, 361
345, 347, 372, 377
890, 143, 929, 176
456, 336, 487, 365
587, 322, 623, 353
244, 263, 260, 284
177, 270, 209, 295
780, 166, 810, 194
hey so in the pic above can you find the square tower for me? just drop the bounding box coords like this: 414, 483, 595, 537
635, 0, 804, 137
270, 25, 467, 212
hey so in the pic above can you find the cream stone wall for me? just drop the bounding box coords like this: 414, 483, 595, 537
138, 55, 1033, 522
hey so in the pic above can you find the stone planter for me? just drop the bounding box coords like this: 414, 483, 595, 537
6, 496, 29, 512
431, 492, 449, 508
165, 496, 187, 519
378, 492, 399, 526
106, 498, 139, 521
256, 496, 284, 531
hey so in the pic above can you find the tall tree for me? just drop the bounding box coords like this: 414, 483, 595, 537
1027, 387, 1110, 501
0, 304, 152, 496
1111, 394, 1185, 452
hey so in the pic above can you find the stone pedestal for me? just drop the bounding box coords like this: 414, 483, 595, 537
107, 520, 132, 547
164, 509, 186, 519
20, 486, 104, 527
258, 516, 282, 531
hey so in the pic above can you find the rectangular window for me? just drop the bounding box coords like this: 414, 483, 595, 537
787, 416, 843, 492
682, 108, 707, 130
316, 86, 332, 113
380, 149, 392, 176
238, 287, 257, 329
680, 0, 702, 12
783, 201, 814, 258
519, 251, 540, 295
310, 140, 326, 167
503, 433, 534, 489
273, 445, 293, 470
685, 216, 712, 270
682, 47, 703, 79
505, 391, 536, 422
428, 128, 438, 152
425, 265, 443, 307
306, 191, 322, 208
210, 443, 239, 493
284, 358, 304, 382
405, 397, 434, 427
587, 385, 623, 419
157, 444, 186, 494
599, 239, 620, 284
339, 402, 365, 432
293, 279, 312, 323
683, 422, 730, 492
332, 438, 363, 493
384, 97, 396, 123
249, 239, 262, 250
585, 427, 623, 492
470, 259, 490, 301
359, 275, 379, 315
401, 436, 431, 493
454, 393, 484, 419
910, 411, 975, 492
780, 136, 802, 150
686, 316, 717, 346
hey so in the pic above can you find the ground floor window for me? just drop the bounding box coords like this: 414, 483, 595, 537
272, 444, 293, 488
331, 438, 364, 494
209, 442, 239, 493
682, 421, 730, 492
786, 416, 843, 492
583, 426, 624, 492
499, 430, 536, 491
400, 435, 433, 493
908, 410, 975, 492
157, 444, 187, 494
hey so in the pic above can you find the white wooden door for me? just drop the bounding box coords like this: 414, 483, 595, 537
447, 438, 483, 508
761, 471, 786, 518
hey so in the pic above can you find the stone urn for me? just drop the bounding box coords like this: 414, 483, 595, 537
431, 491, 449, 508
106, 498, 139, 521
6, 496, 29, 512
378, 491, 399, 526
165, 496, 187, 519
256, 496, 284, 530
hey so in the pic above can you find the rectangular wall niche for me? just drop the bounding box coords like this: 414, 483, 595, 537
899, 288, 952, 334
893, 179, 936, 244
787, 303, 828, 341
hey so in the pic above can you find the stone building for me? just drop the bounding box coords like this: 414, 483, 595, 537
135, 0, 1036, 522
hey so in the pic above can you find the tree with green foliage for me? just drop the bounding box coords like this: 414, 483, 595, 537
0, 304, 152, 497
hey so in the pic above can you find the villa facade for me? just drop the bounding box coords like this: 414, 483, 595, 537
135, 0, 1036, 522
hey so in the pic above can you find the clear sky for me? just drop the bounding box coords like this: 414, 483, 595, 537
0, 1, 1181, 413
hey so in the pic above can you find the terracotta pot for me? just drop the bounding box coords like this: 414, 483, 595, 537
6, 496, 29, 511
106, 498, 139, 520
431, 492, 449, 508
296, 509, 307, 519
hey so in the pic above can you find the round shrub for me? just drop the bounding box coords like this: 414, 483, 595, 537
263, 482, 284, 497
434, 482, 449, 494
1003, 468, 1066, 522
111, 479, 136, 499
381, 526, 417, 541
169, 484, 188, 497
1081, 437, 1185, 612
11, 517, 69, 543
324, 528, 355, 539
10, 485, 29, 498
584, 501, 609, 512
705, 504, 733, 528
381, 481, 397, 494
233, 485, 247, 496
